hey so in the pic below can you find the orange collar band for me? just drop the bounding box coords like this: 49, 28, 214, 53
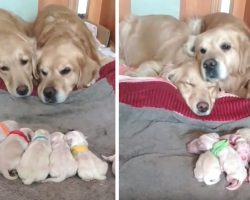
0, 122, 10, 136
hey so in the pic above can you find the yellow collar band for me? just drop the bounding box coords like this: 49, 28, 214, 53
71, 145, 89, 156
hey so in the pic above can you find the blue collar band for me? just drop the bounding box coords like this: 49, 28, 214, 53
32, 135, 48, 141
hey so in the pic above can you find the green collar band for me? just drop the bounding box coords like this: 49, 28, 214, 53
210, 139, 229, 157
32, 135, 48, 141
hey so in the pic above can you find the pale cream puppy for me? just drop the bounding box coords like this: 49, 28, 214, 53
102, 154, 115, 176
194, 151, 222, 185
0, 128, 32, 180
215, 140, 247, 190
0, 120, 19, 142
17, 129, 51, 185
44, 132, 77, 182
186, 133, 220, 154
65, 130, 108, 181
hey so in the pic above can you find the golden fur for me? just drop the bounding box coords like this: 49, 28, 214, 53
33, 5, 100, 103
120, 15, 218, 115
0, 9, 36, 97
162, 60, 219, 116
190, 13, 250, 97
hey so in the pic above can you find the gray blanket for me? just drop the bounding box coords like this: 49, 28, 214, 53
119, 104, 250, 200
0, 79, 115, 200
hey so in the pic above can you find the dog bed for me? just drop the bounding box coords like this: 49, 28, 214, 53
0, 61, 115, 200
119, 64, 250, 200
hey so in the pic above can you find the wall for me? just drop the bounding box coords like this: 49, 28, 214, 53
0, 0, 38, 21
131, 0, 180, 18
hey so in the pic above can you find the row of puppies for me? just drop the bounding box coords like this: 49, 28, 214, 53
186, 128, 250, 190
120, 13, 250, 116
0, 5, 101, 103
0, 120, 114, 185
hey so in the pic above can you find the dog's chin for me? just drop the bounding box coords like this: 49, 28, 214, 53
192, 107, 212, 116
40, 90, 68, 104
8, 88, 32, 98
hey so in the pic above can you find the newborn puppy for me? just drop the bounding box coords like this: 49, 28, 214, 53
65, 130, 108, 181
194, 151, 222, 185
0, 128, 32, 180
17, 129, 51, 185
44, 132, 77, 182
213, 140, 247, 190
236, 128, 250, 142
186, 133, 220, 154
228, 134, 250, 165
0, 120, 19, 142
102, 154, 115, 176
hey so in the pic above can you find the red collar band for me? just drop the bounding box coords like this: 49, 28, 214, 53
9, 130, 30, 143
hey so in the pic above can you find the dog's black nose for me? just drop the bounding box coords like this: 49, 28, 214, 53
197, 102, 209, 113
43, 87, 56, 102
16, 85, 29, 96
203, 59, 217, 69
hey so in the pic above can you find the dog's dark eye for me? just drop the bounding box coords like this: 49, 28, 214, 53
20, 59, 28, 65
0, 66, 9, 71
221, 43, 231, 51
191, 46, 195, 52
200, 48, 206, 54
41, 70, 48, 76
60, 67, 71, 75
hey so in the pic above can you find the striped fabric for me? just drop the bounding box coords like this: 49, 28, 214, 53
119, 79, 250, 122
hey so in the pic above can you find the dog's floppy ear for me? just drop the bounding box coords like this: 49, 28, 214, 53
239, 41, 250, 74
77, 56, 100, 88
161, 65, 183, 83
30, 39, 39, 80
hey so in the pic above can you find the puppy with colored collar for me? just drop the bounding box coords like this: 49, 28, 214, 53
0, 128, 32, 180
0, 120, 19, 142
212, 140, 247, 190
17, 129, 51, 185
65, 131, 108, 181
187, 133, 220, 154
44, 132, 77, 182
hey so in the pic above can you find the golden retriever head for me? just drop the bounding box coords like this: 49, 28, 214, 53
0, 33, 36, 97
36, 39, 99, 104
194, 26, 250, 82
163, 60, 219, 116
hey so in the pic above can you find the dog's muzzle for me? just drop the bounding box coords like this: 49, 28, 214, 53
16, 85, 29, 96
43, 87, 57, 103
196, 101, 210, 116
203, 58, 219, 80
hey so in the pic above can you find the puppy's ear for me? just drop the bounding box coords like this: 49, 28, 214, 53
77, 56, 100, 88
65, 137, 73, 147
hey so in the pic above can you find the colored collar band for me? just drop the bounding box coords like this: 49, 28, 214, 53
33, 135, 48, 141
210, 139, 229, 157
9, 130, 30, 143
71, 145, 88, 156
0, 122, 10, 136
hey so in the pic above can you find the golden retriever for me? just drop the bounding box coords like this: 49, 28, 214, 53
161, 59, 219, 116
33, 5, 100, 103
120, 15, 193, 76
120, 15, 219, 115
189, 13, 250, 85
0, 9, 36, 97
